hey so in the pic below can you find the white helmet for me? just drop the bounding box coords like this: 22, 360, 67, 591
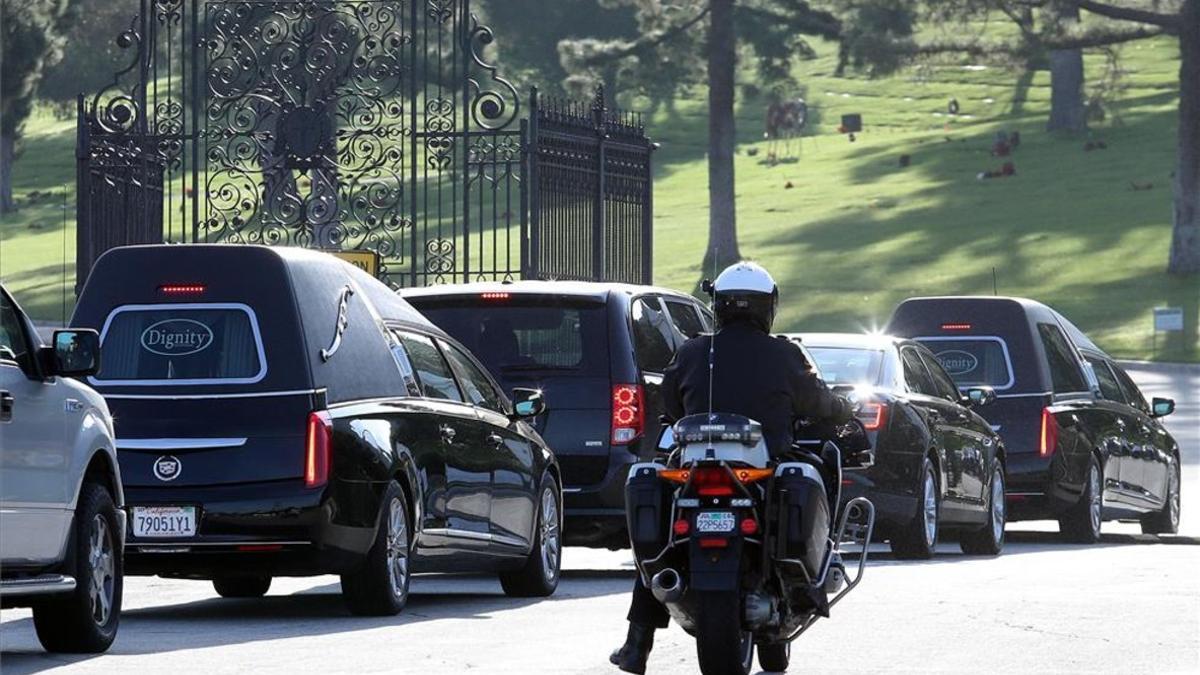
711, 261, 779, 332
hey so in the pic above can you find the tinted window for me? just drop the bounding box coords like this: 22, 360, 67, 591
1111, 364, 1149, 412
442, 341, 505, 413
95, 305, 264, 384
1037, 323, 1087, 393
0, 292, 32, 373
1085, 355, 1126, 403
387, 331, 423, 397
806, 347, 883, 386
632, 297, 676, 373
665, 300, 706, 340
900, 347, 936, 396
919, 349, 962, 401
918, 338, 1014, 389
409, 297, 606, 378
399, 332, 462, 402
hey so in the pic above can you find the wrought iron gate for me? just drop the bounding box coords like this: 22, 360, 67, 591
76, 0, 653, 288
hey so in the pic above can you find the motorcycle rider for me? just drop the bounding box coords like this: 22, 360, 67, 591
609, 261, 853, 674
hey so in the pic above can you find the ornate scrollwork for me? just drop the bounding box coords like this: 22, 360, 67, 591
426, 238, 455, 275
466, 14, 520, 130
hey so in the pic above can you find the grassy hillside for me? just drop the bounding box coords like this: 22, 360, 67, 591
0, 35, 1195, 360
641, 36, 1197, 362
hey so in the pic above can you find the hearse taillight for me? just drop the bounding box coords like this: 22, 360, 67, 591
611, 384, 645, 445
305, 411, 333, 488
158, 283, 207, 295
941, 323, 972, 331
1039, 407, 1059, 458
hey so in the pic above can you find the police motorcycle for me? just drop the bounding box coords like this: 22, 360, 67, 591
625, 412, 875, 675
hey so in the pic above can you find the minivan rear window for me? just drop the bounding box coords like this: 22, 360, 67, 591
915, 337, 1014, 390
409, 297, 607, 379
93, 304, 266, 385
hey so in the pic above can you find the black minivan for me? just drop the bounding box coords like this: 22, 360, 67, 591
403, 281, 714, 548
887, 296, 1181, 542
72, 245, 562, 615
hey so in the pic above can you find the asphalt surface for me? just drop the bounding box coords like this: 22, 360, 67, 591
2, 364, 1197, 674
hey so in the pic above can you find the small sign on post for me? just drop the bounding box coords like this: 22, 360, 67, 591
1152, 307, 1184, 356
330, 250, 380, 278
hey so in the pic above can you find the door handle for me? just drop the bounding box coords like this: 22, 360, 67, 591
486, 433, 504, 448
0, 390, 12, 423
440, 425, 457, 443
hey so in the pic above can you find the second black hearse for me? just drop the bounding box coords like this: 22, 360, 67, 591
72, 245, 562, 615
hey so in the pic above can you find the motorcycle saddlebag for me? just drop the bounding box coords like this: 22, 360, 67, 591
625, 463, 667, 557
773, 463, 830, 579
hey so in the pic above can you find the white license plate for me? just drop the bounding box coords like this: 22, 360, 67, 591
695, 511, 736, 533
132, 506, 197, 538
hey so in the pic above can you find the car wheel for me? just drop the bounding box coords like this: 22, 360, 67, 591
960, 461, 1006, 555
1141, 460, 1180, 535
32, 480, 123, 653
757, 641, 790, 672
341, 481, 411, 616
213, 575, 272, 598
1059, 457, 1103, 544
890, 458, 939, 560
499, 474, 562, 597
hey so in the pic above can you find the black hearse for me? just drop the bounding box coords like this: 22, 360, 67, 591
72, 245, 562, 615
887, 297, 1181, 542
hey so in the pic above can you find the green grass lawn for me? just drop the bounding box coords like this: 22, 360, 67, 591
0, 36, 1196, 360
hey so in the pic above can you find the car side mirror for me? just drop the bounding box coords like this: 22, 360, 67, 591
1151, 397, 1175, 418
657, 425, 676, 452
47, 329, 101, 377
510, 387, 546, 419
963, 387, 996, 408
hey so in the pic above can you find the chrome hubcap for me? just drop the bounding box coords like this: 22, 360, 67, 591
922, 470, 938, 547
88, 515, 115, 626
385, 497, 409, 599
1088, 465, 1102, 535
539, 487, 561, 582
991, 468, 1006, 544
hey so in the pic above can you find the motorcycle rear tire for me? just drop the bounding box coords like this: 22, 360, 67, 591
757, 641, 791, 672
695, 591, 754, 675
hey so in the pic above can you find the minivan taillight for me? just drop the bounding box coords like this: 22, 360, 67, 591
1039, 407, 1059, 458
305, 411, 333, 488
612, 384, 645, 445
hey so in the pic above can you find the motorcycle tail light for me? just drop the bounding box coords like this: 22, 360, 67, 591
692, 467, 735, 497
673, 519, 690, 536
740, 518, 758, 535
1039, 407, 1059, 458
699, 537, 728, 549
856, 400, 888, 431
305, 411, 333, 488
611, 384, 645, 445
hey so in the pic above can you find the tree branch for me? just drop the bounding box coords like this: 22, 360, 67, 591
568, 5, 712, 67
1074, 1, 1180, 31
1043, 24, 1169, 48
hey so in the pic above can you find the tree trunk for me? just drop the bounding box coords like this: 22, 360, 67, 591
0, 132, 15, 214
1168, 0, 1200, 274
702, 0, 740, 275
1046, 2, 1086, 132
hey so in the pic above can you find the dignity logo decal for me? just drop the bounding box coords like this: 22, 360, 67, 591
936, 350, 979, 376
153, 455, 182, 482
141, 319, 214, 356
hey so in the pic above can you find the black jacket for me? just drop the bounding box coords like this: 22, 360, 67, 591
662, 322, 850, 456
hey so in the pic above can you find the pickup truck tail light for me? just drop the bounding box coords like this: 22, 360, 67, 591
305, 411, 333, 488
611, 384, 644, 445
1039, 407, 1059, 458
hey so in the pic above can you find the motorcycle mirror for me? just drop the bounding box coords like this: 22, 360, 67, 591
700, 279, 715, 297
657, 426, 675, 452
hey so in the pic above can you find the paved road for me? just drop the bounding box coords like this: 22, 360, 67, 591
2, 365, 1197, 674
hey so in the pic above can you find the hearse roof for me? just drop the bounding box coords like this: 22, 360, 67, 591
889, 295, 1104, 354
400, 279, 700, 304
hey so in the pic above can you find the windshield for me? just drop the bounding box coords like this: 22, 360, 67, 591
409, 297, 608, 380
806, 346, 884, 386
93, 304, 266, 385
916, 337, 1014, 389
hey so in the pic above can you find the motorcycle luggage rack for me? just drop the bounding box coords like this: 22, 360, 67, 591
784, 496, 875, 641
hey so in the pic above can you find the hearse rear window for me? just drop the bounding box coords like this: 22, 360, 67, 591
915, 337, 1014, 390
93, 304, 266, 385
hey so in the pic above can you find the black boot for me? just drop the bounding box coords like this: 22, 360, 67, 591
609, 622, 655, 674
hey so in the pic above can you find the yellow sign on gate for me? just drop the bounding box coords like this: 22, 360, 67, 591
329, 250, 381, 277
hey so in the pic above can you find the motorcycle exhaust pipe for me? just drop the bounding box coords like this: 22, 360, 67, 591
650, 568, 684, 604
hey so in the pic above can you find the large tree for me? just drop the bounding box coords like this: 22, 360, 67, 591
0, 0, 76, 214
559, 0, 841, 274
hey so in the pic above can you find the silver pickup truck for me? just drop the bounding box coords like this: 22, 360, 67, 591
0, 284, 124, 653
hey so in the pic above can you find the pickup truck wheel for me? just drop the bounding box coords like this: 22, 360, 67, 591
1059, 457, 1103, 544
213, 575, 272, 598
32, 481, 123, 653
890, 459, 939, 560
499, 474, 561, 597
1141, 461, 1180, 535
341, 481, 410, 616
